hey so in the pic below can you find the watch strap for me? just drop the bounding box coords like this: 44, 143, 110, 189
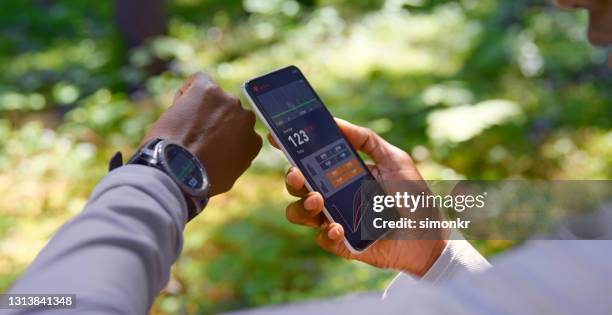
127, 138, 162, 165
108, 152, 123, 172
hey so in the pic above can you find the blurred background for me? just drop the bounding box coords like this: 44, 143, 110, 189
0, 0, 610, 313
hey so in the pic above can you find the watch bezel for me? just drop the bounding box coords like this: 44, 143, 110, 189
155, 140, 209, 199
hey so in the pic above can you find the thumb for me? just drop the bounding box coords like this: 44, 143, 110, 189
334, 118, 394, 164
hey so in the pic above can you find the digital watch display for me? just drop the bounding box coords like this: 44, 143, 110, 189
164, 144, 205, 190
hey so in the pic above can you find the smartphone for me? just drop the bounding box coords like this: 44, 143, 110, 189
242, 65, 391, 253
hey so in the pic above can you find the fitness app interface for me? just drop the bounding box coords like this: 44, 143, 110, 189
248, 68, 381, 248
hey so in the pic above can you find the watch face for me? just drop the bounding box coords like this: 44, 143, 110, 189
164, 144, 205, 191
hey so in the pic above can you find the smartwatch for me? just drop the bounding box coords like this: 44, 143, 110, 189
119, 138, 210, 221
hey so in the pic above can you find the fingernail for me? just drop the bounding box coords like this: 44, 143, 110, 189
287, 169, 298, 183
286, 167, 295, 175
329, 228, 340, 239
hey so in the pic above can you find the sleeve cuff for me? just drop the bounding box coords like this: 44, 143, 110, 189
383, 230, 491, 299
421, 236, 491, 284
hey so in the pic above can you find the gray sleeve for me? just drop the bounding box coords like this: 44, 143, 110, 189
222, 240, 612, 315
7, 165, 188, 315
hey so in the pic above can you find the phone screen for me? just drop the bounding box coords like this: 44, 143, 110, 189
244, 66, 389, 251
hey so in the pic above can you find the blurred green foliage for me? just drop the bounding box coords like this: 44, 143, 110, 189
0, 0, 610, 314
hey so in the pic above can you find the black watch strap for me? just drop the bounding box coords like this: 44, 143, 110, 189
108, 152, 124, 172
127, 138, 162, 165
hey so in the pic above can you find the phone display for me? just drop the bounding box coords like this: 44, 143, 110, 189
243, 65, 390, 252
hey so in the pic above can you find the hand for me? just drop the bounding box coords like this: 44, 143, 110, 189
142, 72, 262, 196
271, 118, 446, 276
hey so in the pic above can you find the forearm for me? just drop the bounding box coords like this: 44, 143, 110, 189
8, 165, 187, 314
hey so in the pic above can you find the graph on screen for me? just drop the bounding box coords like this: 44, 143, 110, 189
257, 79, 322, 126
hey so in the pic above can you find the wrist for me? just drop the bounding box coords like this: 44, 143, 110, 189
407, 239, 448, 277
119, 138, 210, 221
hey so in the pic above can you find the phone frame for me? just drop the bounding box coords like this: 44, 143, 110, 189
242, 65, 384, 254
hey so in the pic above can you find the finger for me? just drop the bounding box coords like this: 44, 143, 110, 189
303, 192, 324, 213
267, 133, 280, 149
315, 223, 351, 259
244, 110, 257, 130
285, 167, 309, 197
334, 118, 390, 163
285, 194, 325, 228
326, 222, 345, 241
248, 132, 263, 159
228, 93, 244, 111
245, 117, 263, 161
